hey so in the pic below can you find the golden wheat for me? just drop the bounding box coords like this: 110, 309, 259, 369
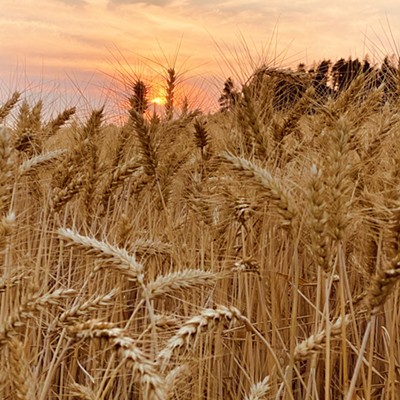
3, 63, 400, 399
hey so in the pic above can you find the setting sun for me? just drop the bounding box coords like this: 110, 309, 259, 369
151, 97, 165, 105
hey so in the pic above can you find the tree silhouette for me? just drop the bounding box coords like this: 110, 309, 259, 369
297, 63, 306, 73
362, 57, 373, 75
312, 59, 332, 97
218, 55, 400, 116
378, 56, 399, 101
273, 78, 306, 110
332, 58, 348, 91
332, 58, 363, 92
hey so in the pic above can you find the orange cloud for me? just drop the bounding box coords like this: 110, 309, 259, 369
1, 0, 400, 114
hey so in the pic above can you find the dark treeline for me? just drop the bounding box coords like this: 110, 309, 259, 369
219, 55, 400, 112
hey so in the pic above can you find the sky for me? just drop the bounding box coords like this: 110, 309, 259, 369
1, 0, 400, 117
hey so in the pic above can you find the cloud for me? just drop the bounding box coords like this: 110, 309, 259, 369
2, 0, 400, 113
57, 0, 88, 5
108, 0, 173, 6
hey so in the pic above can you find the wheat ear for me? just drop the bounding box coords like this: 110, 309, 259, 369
0, 289, 76, 347
18, 149, 67, 177
130, 237, 172, 256
143, 269, 219, 300
165, 365, 188, 399
157, 305, 242, 372
58, 289, 118, 326
324, 116, 354, 241
51, 175, 84, 211
58, 228, 144, 282
6, 336, 35, 400
69, 321, 166, 400
0, 125, 13, 212
46, 107, 76, 136
0, 269, 25, 293
69, 383, 97, 400
165, 68, 176, 121
99, 160, 143, 208
294, 315, 350, 361
365, 259, 400, 315
0, 212, 15, 249
130, 109, 158, 176
221, 151, 298, 228
245, 376, 271, 400
0, 91, 20, 122
307, 164, 331, 274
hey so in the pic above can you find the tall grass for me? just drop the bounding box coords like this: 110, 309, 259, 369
1, 65, 400, 400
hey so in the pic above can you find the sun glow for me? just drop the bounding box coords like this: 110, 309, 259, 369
151, 97, 165, 105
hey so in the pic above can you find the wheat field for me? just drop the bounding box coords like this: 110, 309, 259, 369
1, 65, 400, 399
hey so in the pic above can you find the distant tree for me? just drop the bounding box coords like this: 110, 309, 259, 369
297, 63, 306, 73
351, 58, 362, 79
362, 57, 373, 75
129, 79, 149, 115
332, 58, 363, 92
312, 59, 331, 97
219, 77, 239, 112
315, 60, 331, 84
332, 58, 346, 91
359, 56, 378, 92
247, 66, 309, 110
273, 79, 304, 109
378, 56, 399, 101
